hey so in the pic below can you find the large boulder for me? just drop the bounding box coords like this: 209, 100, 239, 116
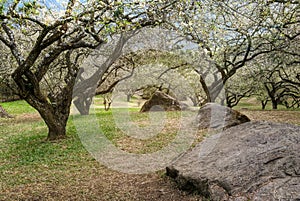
166, 121, 300, 200
196, 103, 250, 130
140, 91, 181, 112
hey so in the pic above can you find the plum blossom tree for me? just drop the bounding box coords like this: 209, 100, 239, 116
168, 0, 299, 102
0, 0, 176, 140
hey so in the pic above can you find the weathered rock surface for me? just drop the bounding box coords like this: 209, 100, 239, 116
140, 91, 182, 112
196, 103, 250, 130
166, 121, 300, 200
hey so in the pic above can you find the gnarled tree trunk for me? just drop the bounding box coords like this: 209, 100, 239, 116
11, 50, 77, 140
19, 83, 74, 140
73, 33, 134, 115
36, 95, 72, 140
271, 98, 278, 109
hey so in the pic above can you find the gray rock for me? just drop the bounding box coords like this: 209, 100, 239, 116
140, 91, 182, 112
196, 103, 250, 130
166, 121, 300, 200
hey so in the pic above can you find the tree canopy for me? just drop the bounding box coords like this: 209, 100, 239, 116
0, 0, 299, 140
0, 0, 176, 139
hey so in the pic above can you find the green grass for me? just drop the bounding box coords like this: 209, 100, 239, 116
0, 100, 195, 194
1, 99, 299, 200
0, 114, 91, 190
0, 101, 98, 197
77, 107, 191, 154
1, 100, 37, 114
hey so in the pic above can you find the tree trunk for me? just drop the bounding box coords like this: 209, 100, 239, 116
271, 99, 278, 109
261, 100, 268, 110
12, 72, 74, 140
264, 84, 278, 110
72, 33, 133, 115
29, 96, 72, 140
73, 97, 92, 115
16, 96, 70, 140
205, 77, 225, 103
200, 75, 212, 102
46, 119, 67, 140
127, 94, 131, 102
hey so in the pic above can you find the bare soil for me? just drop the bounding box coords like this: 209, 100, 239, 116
1, 110, 299, 201
240, 110, 300, 126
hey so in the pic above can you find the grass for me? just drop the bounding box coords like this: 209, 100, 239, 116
0, 113, 89, 190
1, 100, 36, 115
92, 108, 195, 154
233, 97, 300, 111
0, 99, 299, 200
0, 100, 203, 200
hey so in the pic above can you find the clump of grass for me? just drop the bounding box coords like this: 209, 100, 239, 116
1, 100, 36, 115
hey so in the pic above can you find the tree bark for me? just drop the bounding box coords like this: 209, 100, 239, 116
271, 99, 278, 109
261, 100, 268, 110
127, 94, 131, 102
72, 33, 134, 115
25, 92, 72, 140
199, 75, 212, 102
46, 117, 67, 140
12, 62, 75, 140
73, 97, 92, 115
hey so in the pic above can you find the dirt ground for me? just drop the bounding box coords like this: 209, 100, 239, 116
1, 109, 299, 201
240, 109, 300, 126
2, 170, 202, 201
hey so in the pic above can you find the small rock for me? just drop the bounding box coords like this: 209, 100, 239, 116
196, 103, 250, 130
140, 91, 182, 112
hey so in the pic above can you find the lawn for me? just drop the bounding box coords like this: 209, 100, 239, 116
0, 100, 299, 200
0, 100, 203, 201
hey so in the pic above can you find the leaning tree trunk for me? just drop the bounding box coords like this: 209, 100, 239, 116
261, 100, 268, 110
209, 83, 224, 103
72, 32, 136, 115
73, 96, 93, 115
200, 75, 212, 103
73, 82, 98, 115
